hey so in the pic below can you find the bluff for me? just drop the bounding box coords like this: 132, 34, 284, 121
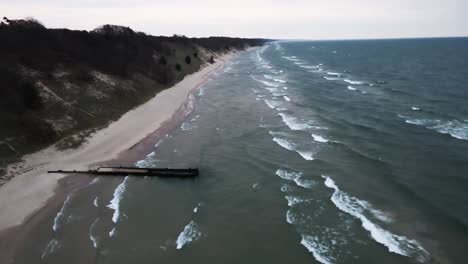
0, 18, 268, 178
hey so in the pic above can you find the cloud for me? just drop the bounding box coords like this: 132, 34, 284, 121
1, 0, 467, 39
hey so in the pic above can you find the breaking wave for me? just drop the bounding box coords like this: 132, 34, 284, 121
176, 221, 202, 249
41, 239, 61, 259
107, 176, 129, 223
399, 115, 468, 140
323, 176, 430, 262
278, 113, 312, 131
276, 169, 315, 189
53, 194, 73, 232
344, 79, 364, 85
270, 133, 315, 161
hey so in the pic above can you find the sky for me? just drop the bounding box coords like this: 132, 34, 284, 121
1, 0, 467, 39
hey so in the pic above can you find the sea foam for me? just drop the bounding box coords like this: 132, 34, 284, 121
344, 79, 364, 85
53, 194, 73, 232
312, 134, 329, 143
176, 221, 202, 249
276, 169, 314, 189
323, 176, 429, 262
301, 235, 334, 264
41, 239, 61, 259
400, 116, 468, 140
107, 176, 129, 223
278, 113, 312, 131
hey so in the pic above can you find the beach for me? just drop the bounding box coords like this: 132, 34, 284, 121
0, 51, 234, 234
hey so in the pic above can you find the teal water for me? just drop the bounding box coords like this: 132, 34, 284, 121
25, 39, 468, 264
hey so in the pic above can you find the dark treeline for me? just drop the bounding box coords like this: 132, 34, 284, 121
0, 18, 269, 177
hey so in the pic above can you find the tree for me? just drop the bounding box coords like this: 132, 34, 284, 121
159, 56, 167, 65
185, 55, 191, 64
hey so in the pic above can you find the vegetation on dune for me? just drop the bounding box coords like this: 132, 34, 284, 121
0, 17, 269, 179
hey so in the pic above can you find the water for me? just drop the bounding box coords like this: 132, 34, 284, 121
21, 38, 468, 264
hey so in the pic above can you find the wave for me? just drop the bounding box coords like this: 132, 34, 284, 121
301, 235, 334, 264
109, 227, 117, 237
327, 72, 341, 76
323, 176, 429, 262
176, 221, 202, 249
53, 194, 73, 232
278, 113, 312, 131
264, 99, 284, 110
271, 133, 315, 161
252, 76, 281, 87
89, 177, 100, 185
276, 169, 314, 189
89, 218, 100, 248
312, 134, 329, 143
264, 74, 287, 83
347, 86, 357, 91
285, 195, 311, 207
41, 238, 61, 259
323, 76, 340, 81
181, 122, 192, 131
107, 176, 129, 223
299, 65, 320, 69
282, 56, 300, 62
281, 183, 296, 193
399, 116, 468, 140
344, 79, 364, 85
193, 202, 202, 213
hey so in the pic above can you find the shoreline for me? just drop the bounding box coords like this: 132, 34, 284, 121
0, 50, 236, 233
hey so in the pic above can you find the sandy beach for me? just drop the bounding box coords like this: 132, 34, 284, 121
0, 51, 234, 232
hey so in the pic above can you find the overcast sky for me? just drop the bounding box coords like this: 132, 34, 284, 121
1, 0, 467, 39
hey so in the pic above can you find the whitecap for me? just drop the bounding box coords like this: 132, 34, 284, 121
312, 134, 329, 143
176, 221, 202, 249
107, 176, 129, 223
264, 74, 287, 83
264, 99, 284, 110
93, 197, 99, 208
276, 169, 314, 188
283, 96, 291, 102
53, 194, 73, 232
285, 195, 311, 207
89, 218, 100, 248
299, 65, 319, 69
297, 151, 315, 161
301, 235, 335, 264
272, 137, 295, 152
278, 113, 312, 131
344, 79, 364, 85
41, 239, 61, 259
323, 76, 340, 81
109, 227, 117, 237
399, 116, 468, 140
327, 72, 341, 76
271, 133, 315, 161
181, 122, 192, 131
323, 176, 429, 262
411, 107, 420, 111
347, 86, 357, 91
